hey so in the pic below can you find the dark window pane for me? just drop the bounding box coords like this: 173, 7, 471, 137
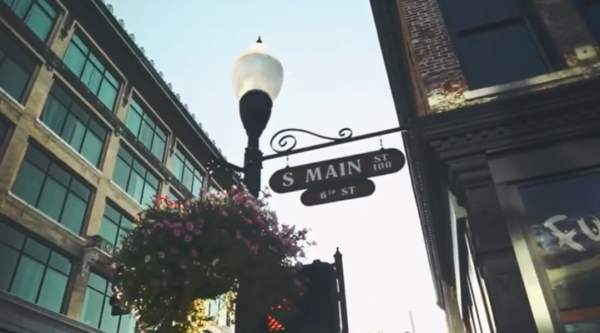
0, 57, 31, 101
81, 288, 104, 327
88, 272, 107, 292
100, 296, 120, 332
172, 155, 184, 180
98, 81, 117, 111
151, 137, 165, 161
25, 146, 50, 170
70, 178, 90, 200
10, 256, 44, 302
99, 217, 118, 246
49, 163, 71, 187
37, 268, 68, 312
49, 252, 71, 274
112, 158, 131, 190
23, 238, 50, 262
63, 34, 121, 108
457, 21, 548, 89
81, 133, 103, 166
41, 97, 68, 133
81, 63, 102, 94
0, 222, 25, 250
63, 44, 86, 77
0, 243, 18, 290
60, 193, 87, 234
25, 4, 54, 41
37, 178, 67, 221
12, 161, 45, 205
62, 117, 86, 151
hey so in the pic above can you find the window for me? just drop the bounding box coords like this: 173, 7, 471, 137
0, 120, 9, 147
169, 188, 183, 201
12, 146, 91, 235
40, 84, 108, 167
438, 0, 549, 89
172, 147, 204, 196
99, 203, 134, 249
3, 0, 58, 42
0, 28, 36, 102
63, 34, 120, 111
0, 219, 71, 313
81, 272, 136, 333
112, 146, 160, 207
125, 99, 167, 161
573, 0, 600, 43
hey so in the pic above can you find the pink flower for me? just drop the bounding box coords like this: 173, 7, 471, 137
173, 229, 181, 236
218, 207, 228, 216
190, 249, 198, 258
244, 218, 253, 225
170, 247, 177, 254
162, 220, 171, 226
235, 230, 242, 240
173, 222, 183, 228
185, 222, 194, 231
231, 185, 238, 192
184, 235, 192, 243
197, 218, 204, 226
294, 279, 302, 287
193, 228, 201, 235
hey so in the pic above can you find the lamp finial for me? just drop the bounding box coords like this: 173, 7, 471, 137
256, 36, 262, 43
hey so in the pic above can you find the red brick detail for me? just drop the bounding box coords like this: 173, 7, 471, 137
398, 0, 464, 93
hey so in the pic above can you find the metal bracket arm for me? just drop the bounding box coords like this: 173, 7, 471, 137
263, 126, 407, 161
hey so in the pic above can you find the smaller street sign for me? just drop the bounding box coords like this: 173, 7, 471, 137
300, 179, 376, 207
269, 148, 405, 194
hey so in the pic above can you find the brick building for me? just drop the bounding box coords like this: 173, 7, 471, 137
0, 1, 235, 333
370, 0, 600, 333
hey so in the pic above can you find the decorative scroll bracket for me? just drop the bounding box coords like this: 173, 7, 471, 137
81, 247, 101, 276
263, 126, 407, 161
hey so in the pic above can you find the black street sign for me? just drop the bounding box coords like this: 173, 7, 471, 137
300, 179, 376, 207
269, 148, 405, 194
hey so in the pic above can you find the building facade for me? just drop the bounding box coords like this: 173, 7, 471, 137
0, 1, 235, 333
370, 1, 600, 333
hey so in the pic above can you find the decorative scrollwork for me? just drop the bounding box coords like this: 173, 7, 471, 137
270, 128, 353, 153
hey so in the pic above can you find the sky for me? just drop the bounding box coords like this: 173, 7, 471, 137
109, 1, 448, 332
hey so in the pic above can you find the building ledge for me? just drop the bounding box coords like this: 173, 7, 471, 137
464, 65, 600, 101
0, 291, 103, 333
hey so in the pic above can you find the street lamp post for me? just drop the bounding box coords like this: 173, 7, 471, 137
232, 37, 283, 197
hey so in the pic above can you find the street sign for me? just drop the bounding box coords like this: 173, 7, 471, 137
269, 148, 405, 194
300, 179, 376, 207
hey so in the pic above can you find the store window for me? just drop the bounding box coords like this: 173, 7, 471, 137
519, 173, 600, 332
169, 188, 183, 201
2, 0, 58, 42
99, 203, 134, 249
62, 34, 121, 111
171, 147, 203, 196
12, 146, 91, 235
40, 84, 108, 167
81, 272, 136, 333
0, 219, 71, 313
124, 99, 167, 161
112, 146, 160, 207
0, 28, 36, 102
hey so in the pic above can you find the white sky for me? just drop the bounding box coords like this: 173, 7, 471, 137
111, 1, 449, 332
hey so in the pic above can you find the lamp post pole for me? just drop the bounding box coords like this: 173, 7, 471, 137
232, 37, 283, 198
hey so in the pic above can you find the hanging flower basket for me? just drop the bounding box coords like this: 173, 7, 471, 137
113, 185, 314, 333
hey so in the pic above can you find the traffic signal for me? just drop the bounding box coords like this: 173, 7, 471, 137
264, 260, 340, 333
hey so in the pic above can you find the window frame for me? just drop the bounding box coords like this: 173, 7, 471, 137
0, 26, 38, 104
10, 143, 93, 235
124, 95, 168, 162
99, 201, 135, 250
435, 0, 563, 90
81, 271, 137, 333
172, 144, 206, 196
1, 0, 61, 43
112, 143, 162, 208
62, 29, 122, 112
0, 217, 74, 314
39, 82, 109, 168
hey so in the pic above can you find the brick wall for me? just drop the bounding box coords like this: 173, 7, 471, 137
397, 0, 600, 114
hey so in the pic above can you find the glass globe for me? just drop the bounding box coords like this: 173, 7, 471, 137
232, 38, 284, 101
